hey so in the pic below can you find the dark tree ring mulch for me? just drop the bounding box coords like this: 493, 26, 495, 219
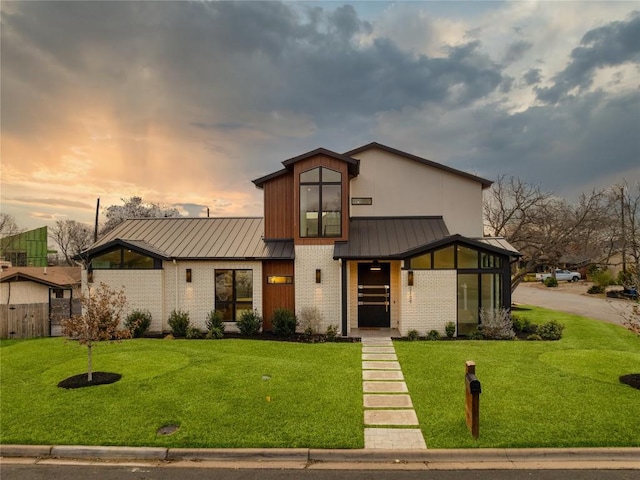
58, 372, 122, 389
619, 374, 640, 390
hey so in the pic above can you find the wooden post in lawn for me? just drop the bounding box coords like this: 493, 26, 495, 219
465, 361, 481, 439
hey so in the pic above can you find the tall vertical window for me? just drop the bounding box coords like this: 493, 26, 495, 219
215, 269, 253, 321
300, 167, 342, 237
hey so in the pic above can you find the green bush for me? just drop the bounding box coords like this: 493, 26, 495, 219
590, 269, 615, 287
237, 310, 262, 336
168, 310, 190, 337
445, 322, 456, 338
325, 324, 338, 341
543, 277, 558, 287
272, 308, 297, 337
185, 325, 203, 339
124, 309, 152, 338
527, 334, 542, 341
511, 314, 525, 334
299, 306, 322, 336
426, 330, 440, 341
205, 310, 225, 339
468, 330, 484, 340
407, 329, 420, 341
537, 320, 565, 340
587, 285, 605, 294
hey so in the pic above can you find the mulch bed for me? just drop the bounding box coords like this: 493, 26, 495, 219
619, 374, 640, 390
58, 372, 122, 389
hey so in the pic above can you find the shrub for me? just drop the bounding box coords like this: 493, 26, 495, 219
511, 314, 525, 334
591, 269, 615, 287
587, 285, 605, 294
168, 309, 190, 337
185, 325, 203, 339
205, 310, 225, 339
237, 309, 262, 336
527, 334, 542, 341
479, 308, 515, 340
124, 309, 152, 338
299, 306, 322, 336
468, 329, 484, 340
326, 324, 338, 341
522, 319, 538, 334
537, 320, 565, 340
543, 276, 558, 287
426, 330, 440, 341
445, 322, 456, 338
272, 308, 297, 337
407, 329, 420, 341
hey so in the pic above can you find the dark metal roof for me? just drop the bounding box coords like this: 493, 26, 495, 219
344, 142, 493, 188
85, 218, 294, 260
334, 217, 450, 259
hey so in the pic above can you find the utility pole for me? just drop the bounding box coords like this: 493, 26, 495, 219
94, 198, 100, 243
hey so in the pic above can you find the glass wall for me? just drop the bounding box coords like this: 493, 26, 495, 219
92, 248, 156, 269
299, 167, 342, 237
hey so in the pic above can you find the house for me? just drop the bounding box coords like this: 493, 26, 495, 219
81, 142, 520, 336
0, 266, 81, 338
0, 227, 50, 267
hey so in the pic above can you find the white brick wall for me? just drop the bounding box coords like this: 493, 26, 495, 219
90, 260, 262, 334
294, 245, 341, 333
399, 269, 457, 336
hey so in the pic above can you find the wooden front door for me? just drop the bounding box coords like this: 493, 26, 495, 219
357, 262, 391, 328
262, 260, 295, 331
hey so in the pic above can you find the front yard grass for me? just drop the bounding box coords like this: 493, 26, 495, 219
395, 306, 640, 448
0, 339, 363, 448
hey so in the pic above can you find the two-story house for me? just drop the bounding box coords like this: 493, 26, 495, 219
82, 142, 519, 336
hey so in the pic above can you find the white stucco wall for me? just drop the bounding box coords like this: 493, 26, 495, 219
0, 281, 50, 304
294, 245, 341, 333
399, 269, 457, 336
349, 148, 485, 237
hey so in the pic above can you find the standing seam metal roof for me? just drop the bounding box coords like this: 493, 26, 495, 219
85, 218, 294, 260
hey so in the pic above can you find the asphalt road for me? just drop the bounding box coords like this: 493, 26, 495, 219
512, 282, 636, 326
3, 464, 640, 480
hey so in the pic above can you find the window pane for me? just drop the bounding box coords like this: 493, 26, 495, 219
215, 270, 233, 302
300, 185, 319, 237
458, 273, 479, 335
267, 275, 293, 284
410, 253, 432, 269
217, 302, 234, 321
433, 246, 455, 269
123, 249, 154, 268
92, 249, 121, 269
235, 270, 253, 302
322, 167, 341, 183
322, 184, 341, 236
457, 245, 478, 269
481, 273, 502, 310
235, 303, 253, 320
300, 167, 320, 183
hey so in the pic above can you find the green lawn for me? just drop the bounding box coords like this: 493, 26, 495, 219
0, 338, 363, 448
395, 306, 640, 448
2, 307, 639, 449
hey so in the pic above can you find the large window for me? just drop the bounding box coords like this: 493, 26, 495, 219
215, 269, 253, 321
300, 167, 342, 237
92, 248, 156, 269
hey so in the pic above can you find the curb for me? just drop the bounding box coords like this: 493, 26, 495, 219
2, 444, 640, 466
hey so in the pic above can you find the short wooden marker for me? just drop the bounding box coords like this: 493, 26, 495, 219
465, 360, 481, 439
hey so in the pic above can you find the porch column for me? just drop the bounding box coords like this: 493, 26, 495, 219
341, 259, 348, 336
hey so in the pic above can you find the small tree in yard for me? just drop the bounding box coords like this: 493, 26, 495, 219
61, 283, 130, 382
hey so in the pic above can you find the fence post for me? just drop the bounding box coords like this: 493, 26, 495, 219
465, 360, 481, 439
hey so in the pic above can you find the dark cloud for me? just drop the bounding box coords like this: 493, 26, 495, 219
536, 11, 640, 103
502, 40, 532, 64
522, 68, 542, 86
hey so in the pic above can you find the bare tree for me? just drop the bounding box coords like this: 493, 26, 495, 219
484, 176, 608, 291
100, 196, 181, 236
60, 283, 130, 382
0, 213, 20, 238
49, 220, 93, 266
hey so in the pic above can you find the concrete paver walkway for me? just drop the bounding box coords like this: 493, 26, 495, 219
361, 337, 427, 450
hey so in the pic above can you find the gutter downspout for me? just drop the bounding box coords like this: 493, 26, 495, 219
173, 259, 178, 313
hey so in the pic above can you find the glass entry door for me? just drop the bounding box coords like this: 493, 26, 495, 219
357, 262, 391, 328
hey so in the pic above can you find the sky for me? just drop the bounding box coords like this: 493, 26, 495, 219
1, 0, 639, 231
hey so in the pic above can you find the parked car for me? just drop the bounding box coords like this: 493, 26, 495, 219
535, 269, 581, 282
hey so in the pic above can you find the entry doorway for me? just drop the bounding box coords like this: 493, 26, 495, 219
357, 262, 391, 328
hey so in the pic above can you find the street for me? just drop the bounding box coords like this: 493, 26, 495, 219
512, 281, 636, 326
2, 463, 640, 480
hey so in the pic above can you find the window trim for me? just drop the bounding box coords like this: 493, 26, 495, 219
299, 166, 342, 238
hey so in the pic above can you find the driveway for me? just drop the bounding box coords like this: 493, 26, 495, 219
512, 281, 637, 326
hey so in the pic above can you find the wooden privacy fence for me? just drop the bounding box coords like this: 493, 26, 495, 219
0, 303, 49, 339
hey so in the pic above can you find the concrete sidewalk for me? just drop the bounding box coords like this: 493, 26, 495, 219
1, 445, 639, 470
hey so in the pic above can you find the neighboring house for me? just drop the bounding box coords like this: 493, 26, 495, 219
0, 227, 49, 267
0, 266, 81, 338
82, 142, 520, 336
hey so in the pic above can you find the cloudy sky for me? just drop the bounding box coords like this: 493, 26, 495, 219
2, 1, 639, 231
